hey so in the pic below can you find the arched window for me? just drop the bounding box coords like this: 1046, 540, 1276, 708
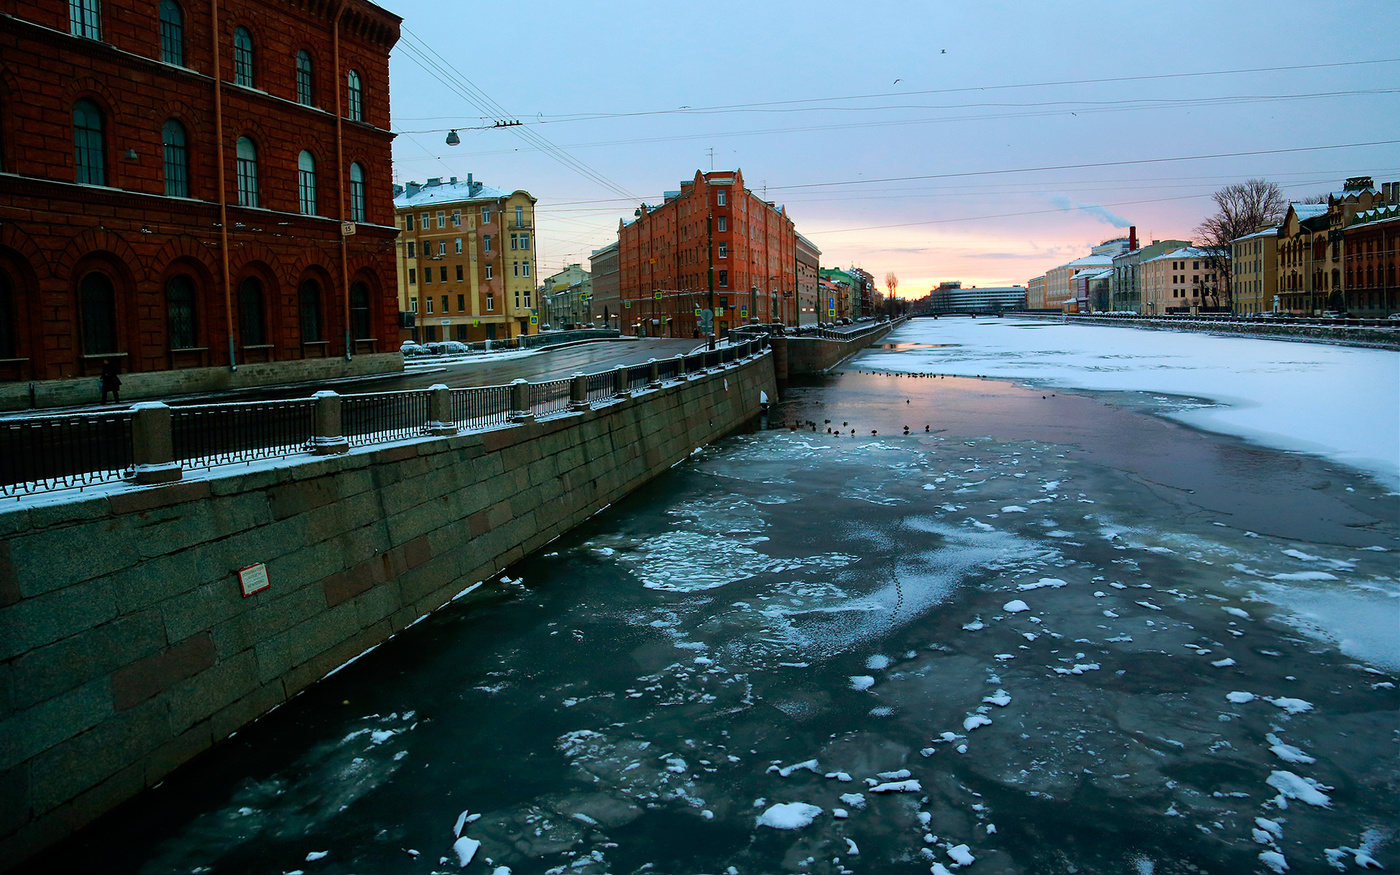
73, 99, 105, 185
79, 271, 117, 355
237, 277, 264, 346
159, 0, 183, 65
166, 274, 197, 349
349, 162, 366, 222
235, 136, 257, 207
70, 0, 101, 39
295, 50, 314, 106
346, 69, 363, 121
297, 150, 316, 215
233, 26, 254, 87
162, 119, 188, 197
0, 270, 14, 358
349, 282, 371, 340
299, 280, 323, 342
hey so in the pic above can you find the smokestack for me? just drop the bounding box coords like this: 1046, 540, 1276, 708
1128, 226, 1138, 252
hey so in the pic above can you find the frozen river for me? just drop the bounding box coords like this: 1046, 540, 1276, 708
42, 319, 1398, 875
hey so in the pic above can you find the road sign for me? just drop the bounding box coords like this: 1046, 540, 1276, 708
653, 290, 663, 300
698, 308, 714, 333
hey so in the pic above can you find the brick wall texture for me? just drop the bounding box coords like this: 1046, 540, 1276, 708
0, 352, 778, 869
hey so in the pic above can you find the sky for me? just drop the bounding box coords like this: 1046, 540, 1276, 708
382, 0, 1400, 296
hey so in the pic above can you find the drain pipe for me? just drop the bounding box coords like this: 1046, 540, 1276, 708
333, 0, 352, 362
211, 0, 235, 370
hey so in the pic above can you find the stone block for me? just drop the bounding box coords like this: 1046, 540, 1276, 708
159, 578, 247, 644
209, 679, 286, 743
110, 632, 216, 711
352, 580, 402, 629
166, 648, 258, 734
0, 579, 118, 661
27, 696, 169, 815
0, 678, 111, 773
106, 480, 210, 517
143, 721, 214, 787
12, 610, 166, 710
266, 475, 343, 521
8, 523, 140, 598
254, 603, 363, 685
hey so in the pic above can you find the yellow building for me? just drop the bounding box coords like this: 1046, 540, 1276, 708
1044, 254, 1112, 310
1230, 228, 1279, 314
393, 175, 537, 342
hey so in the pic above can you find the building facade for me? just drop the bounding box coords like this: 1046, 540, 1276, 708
588, 242, 620, 329
0, 0, 402, 395
1343, 201, 1399, 315
1110, 235, 1191, 314
539, 263, 592, 330
1230, 228, 1279, 315
392, 176, 536, 342
616, 169, 798, 338
923, 282, 1027, 315
795, 233, 821, 328
1140, 247, 1217, 315
1043, 254, 1113, 311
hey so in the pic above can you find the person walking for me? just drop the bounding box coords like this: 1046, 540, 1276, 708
100, 357, 122, 403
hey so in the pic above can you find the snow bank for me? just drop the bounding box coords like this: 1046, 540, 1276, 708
756, 802, 822, 829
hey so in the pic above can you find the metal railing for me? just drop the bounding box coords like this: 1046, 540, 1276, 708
0, 409, 134, 495
343, 391, 432, 447
172, 398, 316, 471
0, 344, 772, 498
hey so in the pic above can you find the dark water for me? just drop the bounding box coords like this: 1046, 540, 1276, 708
34, 373, 1399, 875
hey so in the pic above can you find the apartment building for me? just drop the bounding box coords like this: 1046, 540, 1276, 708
1230, 228, 1279, 314
393, 176, 537, 342
1140, 247, 1217, 315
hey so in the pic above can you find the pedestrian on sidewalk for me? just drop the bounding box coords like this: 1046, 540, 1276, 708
100, 357, 122, 403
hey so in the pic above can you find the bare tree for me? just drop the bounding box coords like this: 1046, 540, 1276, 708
1194, 179, 1288, 311
885, 272, 898, 297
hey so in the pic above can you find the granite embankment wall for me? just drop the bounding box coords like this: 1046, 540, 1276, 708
1054, 314, 1400, 351
0, 351, 777, 869
775, 319, 902, 379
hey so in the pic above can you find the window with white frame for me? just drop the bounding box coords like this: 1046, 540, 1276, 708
455, 237, 462, 254
437, 211, 445, 228
483, 234, 491, 252
485, 264, 492, 279
70, 0, 101, 39
716, 189, 726, 206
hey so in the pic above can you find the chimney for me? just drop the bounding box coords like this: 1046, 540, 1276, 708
1128, 226, 1138, 251
426, 177, 441, 186
467, 173, 473, 186
450, 176, 457, 185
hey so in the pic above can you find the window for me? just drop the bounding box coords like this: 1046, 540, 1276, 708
510, 233, 518, 250
481, 207, 491, 224
350, 282, 371, 340
441, 295, 448, 313
295, 50, 313, 105
404, 213, 414, 231
423, 268, 431, 284
454, 237, 462, 254
73, 99, 105, 185
235, 137, 257, 207
346, 70, 362, 121
520, 233, 529, 250
515, 205, 524, 225
483, 234, 491, 252
455, 265, 463, 281
406, 241, 415, 257
233, 26, 254, 87
485, 265, 492, 279
439, 266, 446, 282
486, 293, 494, 311
425, 297, 433, 314
438, 241, 446, 256
716, 190, 726, 206
718, 270, 728, 287
70, 0, 101, 39
420, 212, 429, 228
159, 0, 183, 65
512, 262, 519, 278
1193, 261, 1199, 270
237, 277, 264, 345
349, 163, 366, 222
522, 261, 530, 278
161, 119, 188, 197
451, 210, 461, 226
717, 217, 726, 232
718, 243, 727, 259
409, 299, 417, 312
297, 150, 316, 215
407, 268, 415, 284
436, 211, 445, 228
165, 275, 198, 349
457, 294, 464, 311
80, 272, 117, 354
299, 280, 322, 342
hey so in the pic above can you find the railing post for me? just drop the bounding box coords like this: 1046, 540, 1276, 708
426, 383, 457, 436
614, 365, 627, 398
647, 358, 661, 388
570, 372, 589, 410
510, 378, 534, 421
311, 390, 349, 455
131, 402, 182, 485
675, 353, 687, 379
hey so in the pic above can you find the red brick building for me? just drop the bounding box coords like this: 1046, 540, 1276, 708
617, 169, 797, 338
0, 0, 401, 406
